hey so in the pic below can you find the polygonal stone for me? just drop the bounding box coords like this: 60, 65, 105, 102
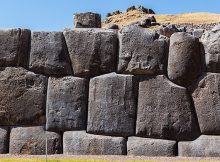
136, 75, 200, 141
74, 12, 101, 28
0, 67, 47, 125
201, 26, 220, 73
179, 135, 220, 157
0, 127, 9, 154
190, 73, 220, 134
46, 76, 88, 132
9, 126, 62, 155
87, 73, 137, 136
118, 25, 169, 75
63, 131, 126, 155
127, 137, 177, 156
193, 29, 204, 38
0, 29, 30, 68
29, 32, 72, 76
63, 29, 117, 77
168, 32, 202, 87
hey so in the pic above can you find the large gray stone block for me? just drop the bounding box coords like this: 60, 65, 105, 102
0, 29, 30, 68
46, 76, 88, 132
9, 126, 62, 155
190, 73, 220, 134
168, 32, 202, 87
74, 12, 101, 28
136, 75, 200, 141
63, 29, 117, 77
87, 73, 137, 136
179, 135, 220, 157
0, 127, 9, 154
201, 26, 220, 73
118, 25, 169, 75
63, 131, 126, 155
127, 137, 177, 156
0, 67, 47, 125
29, 32, 72, 76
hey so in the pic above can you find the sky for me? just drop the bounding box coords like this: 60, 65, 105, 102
0, 0, 220, 31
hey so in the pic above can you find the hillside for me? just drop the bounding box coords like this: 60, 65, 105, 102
102, 10, 220, 28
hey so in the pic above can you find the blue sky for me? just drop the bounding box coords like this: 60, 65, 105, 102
0, 0, 220, 31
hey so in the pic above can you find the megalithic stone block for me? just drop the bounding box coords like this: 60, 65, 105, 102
118, 25, 169, 75
87, 73, 137, 137
74, 12, 101, 28
167, 32, 202, 87
201, 25, 220, 73
190, 73, 220, 134
136, 75, 200, 141
63, 131, 126, 155
9, 126, 62, 155
179, 135, 220, 157
0, 127, 9, 154
63, 28, 117, 77
0, 67, 47, 125
46, 76, 88, 132
0, 29, 30, 68
127, 137, 177, 156
29, 32, 72, 76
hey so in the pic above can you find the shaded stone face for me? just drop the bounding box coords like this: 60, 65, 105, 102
9, 126, 62, 155
63, 131, 126, 155
118, 25, 169, 75
190, 73, 220, 134
87, 73, 137, 137
0, 127, 9, 154
46, 76, 88, 132
167, 32, 202, 87
0, 67, 47, 125
136, 75, 200, 141
64, 29, 117, 77
29, 32, 72, 76
0, 29, 30, 68
74, 12, 101, 28
127, 137, 177, 156
179, 135, 220, 157
201, 26, 220, 73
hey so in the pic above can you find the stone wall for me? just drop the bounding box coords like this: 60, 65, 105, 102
0, 14, 220, 157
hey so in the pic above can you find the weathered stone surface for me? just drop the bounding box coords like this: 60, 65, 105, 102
9, 126, 62, 155
0, 127, 9, 154
118, 25, 168, 75
29, 32, 72, 76
179, 135, 220, 157
0, 29, 30, 67
0, 67, 47, 125
190, 73, 220, 134
87, 73, 137, 136
193, 29, 204, 38
168, 32, 202, 87
127, 137, 177, 156
136, 75, 200, 141
46, 76, 88, 132
160, 24, 180, 38
201, 26, 220, 73
64, 29, 117, 77
63, 131, 126, 155
74, 12, 101, 28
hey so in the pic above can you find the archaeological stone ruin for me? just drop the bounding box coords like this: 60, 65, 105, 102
0, 12, 220, 157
